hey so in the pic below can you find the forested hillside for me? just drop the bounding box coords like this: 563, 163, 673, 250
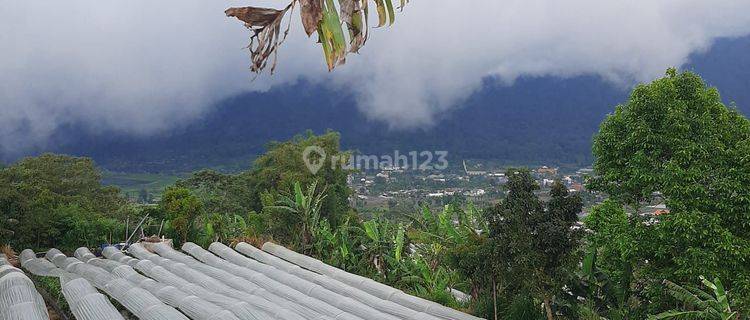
12, 36, 750, 172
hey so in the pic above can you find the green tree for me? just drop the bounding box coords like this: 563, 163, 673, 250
589, 69, 750, 310
176, 170, 255, 215
175, 169, 254, 242
160, 187, 203, 244
485, 170, 582, 320
447, 234, 492, 301
248, 131, 353, 227
590, 68, 750, 218
52, 204, 120, 252
0, 154, 128, 250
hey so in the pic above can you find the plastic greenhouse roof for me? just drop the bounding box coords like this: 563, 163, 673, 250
15, 242, 484, 320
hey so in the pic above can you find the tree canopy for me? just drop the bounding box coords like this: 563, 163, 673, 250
591, 68, 750, 214
484, 170, 583, 320
248, 131, 353, 226
0, 154, 129, 250
588, 69, 750, 313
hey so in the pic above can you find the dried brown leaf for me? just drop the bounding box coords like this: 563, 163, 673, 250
226, 4, 293, 74
225, 7, 284, 28
298, 0, 323, 36
347, 1, 367, 53
339, 0, 355, 26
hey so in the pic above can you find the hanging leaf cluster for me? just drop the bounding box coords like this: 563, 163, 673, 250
226, 0, 408, 73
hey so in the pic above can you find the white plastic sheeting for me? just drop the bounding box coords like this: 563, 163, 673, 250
200, 243, 431, 320
126, 256, 271, 320
51, 241, 486, 320
62, 278, 125, 320
20, 249, 124, 320
76, 247, 240, 320
0, 254, 23, 279
124, 243, 308, 320
213, 243, 436, 320
148, 243, 341, 320
19, 250, 65, 278
148, 242, 350, 320
45, 249, 188, 320
260, 242, 484, 320
101, 247, 140, 267
0, 254, 49, 320
182, 242, 387, 320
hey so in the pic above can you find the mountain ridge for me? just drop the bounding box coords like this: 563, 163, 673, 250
7, 36, 750, 173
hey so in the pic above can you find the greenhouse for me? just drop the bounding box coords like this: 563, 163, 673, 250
3, 242, 483, 320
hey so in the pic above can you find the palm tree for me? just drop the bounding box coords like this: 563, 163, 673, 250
225, 0, 408, 73
649, 277, 738, 320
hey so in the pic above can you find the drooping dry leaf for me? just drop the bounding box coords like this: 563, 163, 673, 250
373, 0, 387, 27
361, 0, 370, 44
339, 0, 355, 26
345, 0, 367, 53
225, 7, 285, 28
298, 0, 323, 36
225, 0, 408, 73
226, 5, 292, 73
399, 0, 409, 10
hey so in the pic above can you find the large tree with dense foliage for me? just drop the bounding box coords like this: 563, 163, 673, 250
590, 68, 750, 215
484, 170, 582, 320
162, 132, 353, 247
0, 154, 128, 250
248, 131, 353, 227
175, 169, 255, 216
160, 187, 203, 244
589, 69, 750, 313
174, 169, 254, 243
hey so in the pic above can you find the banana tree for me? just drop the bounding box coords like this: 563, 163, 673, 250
225, 0, 408, 73
356, 218, 407, 281
401, 254, 459, 306
266, 180, 327, 252
649, 277, 738, 320
313, 218, 359, 269
401, 204, 485, 272
407, 204, 486, 246
569, 248, 632, 320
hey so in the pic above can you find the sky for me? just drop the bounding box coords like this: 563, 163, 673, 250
2, 0, 750, 155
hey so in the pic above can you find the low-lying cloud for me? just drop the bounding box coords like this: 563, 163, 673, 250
2, 0, 750, 155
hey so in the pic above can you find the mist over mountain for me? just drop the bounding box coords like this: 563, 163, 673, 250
7, 36, 750, 173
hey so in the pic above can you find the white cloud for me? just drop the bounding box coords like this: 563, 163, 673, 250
340, 0, 750, 128
1, 0, 750, 154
